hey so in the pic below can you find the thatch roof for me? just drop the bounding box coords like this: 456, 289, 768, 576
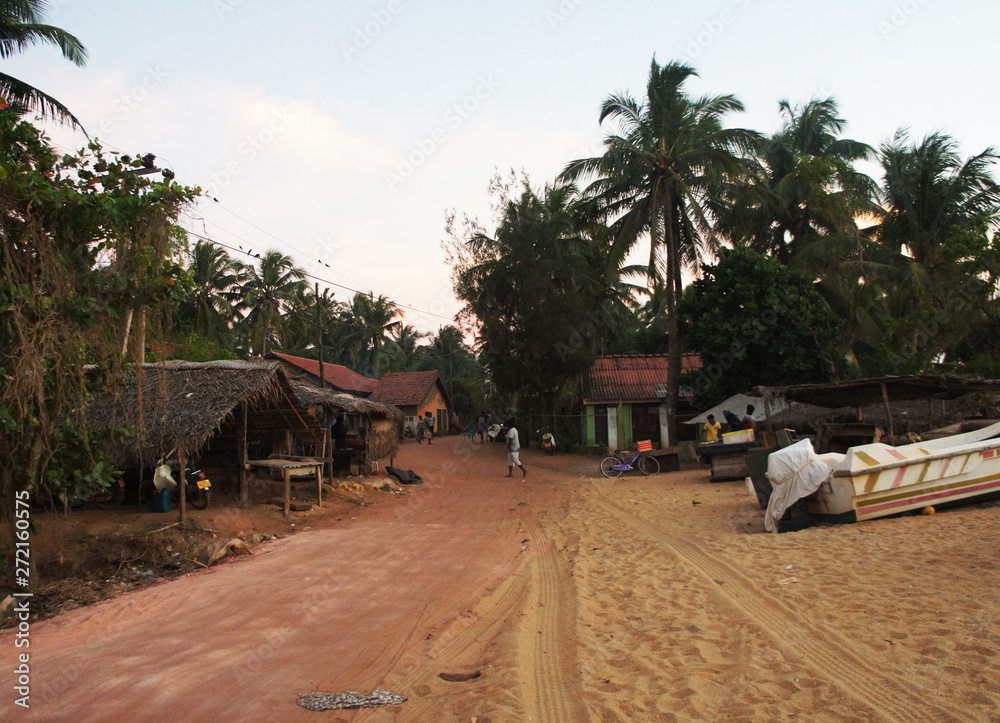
768, 396, 1000, 436
290, 380, 402, 420
756, 374, 1000, 409
86, 361, 320, 467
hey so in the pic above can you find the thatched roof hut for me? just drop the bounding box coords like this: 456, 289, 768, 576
289, 380, 401, 420
86, 361, 320, 468
289, 380, 401, 467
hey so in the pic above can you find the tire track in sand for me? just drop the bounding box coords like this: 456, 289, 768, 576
515, 514, 586, 723
377, 510, 584, 722
381, 561, 533, 721
593, 484, 969, 723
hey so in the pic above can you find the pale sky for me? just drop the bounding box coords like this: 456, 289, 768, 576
7, 0, 1000, 336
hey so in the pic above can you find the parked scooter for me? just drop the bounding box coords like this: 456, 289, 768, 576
151, 463, 211, 510
541, 431, 556, 455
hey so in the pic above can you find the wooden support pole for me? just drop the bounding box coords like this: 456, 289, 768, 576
283, 467, 290, 517
316, 464, 323, 508
178, 448, 187, 525
881, 381, 895, 444
324, 408, 333, 481
239, 405, 248, 509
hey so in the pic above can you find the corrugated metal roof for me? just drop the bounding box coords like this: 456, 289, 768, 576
582, 354, 702, 403
269, 353, 378, 396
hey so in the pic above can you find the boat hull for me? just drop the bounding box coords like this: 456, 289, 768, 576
810, 422, 1000, 522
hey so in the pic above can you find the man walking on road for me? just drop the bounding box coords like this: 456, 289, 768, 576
505, 418, 526, 478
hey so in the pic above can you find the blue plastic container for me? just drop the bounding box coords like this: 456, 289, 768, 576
152, 489, 172, 513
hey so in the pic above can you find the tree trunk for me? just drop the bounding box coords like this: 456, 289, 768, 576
663, 198, 681, 449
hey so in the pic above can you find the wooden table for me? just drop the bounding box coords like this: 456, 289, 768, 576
247, 458, 323, 516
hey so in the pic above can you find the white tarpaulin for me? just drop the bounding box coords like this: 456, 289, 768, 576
764, 438, 832, 533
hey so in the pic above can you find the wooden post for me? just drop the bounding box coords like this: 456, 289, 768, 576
316, 463, 323, 508
238, 404, 248, 508
178, 448, 187, 525
321, 407, 331, 481
283, 467, 290, 517
880, 381, 895, 443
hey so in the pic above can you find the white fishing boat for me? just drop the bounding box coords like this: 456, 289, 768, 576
812, 420, 1000, 522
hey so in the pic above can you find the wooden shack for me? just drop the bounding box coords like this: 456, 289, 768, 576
86, 360, 322, 516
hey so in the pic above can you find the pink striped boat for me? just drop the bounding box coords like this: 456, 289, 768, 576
813, 421, 1000, 522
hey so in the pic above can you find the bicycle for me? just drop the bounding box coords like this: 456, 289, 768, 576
599, 443, 660, 478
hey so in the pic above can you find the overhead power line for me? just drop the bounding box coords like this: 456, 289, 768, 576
178, 225, 457, 324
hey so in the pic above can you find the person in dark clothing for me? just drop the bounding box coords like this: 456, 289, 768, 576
332, 414, 347, 449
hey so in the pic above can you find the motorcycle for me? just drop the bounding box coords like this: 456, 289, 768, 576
541, 432, 556, 455
149, 463, 211, 510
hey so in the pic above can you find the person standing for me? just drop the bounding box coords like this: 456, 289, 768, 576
505, 418, 526, 478
476, 412, 486, 444
704, 414, 722, 442
425, 411, 435, 444
742, 405, 758, 436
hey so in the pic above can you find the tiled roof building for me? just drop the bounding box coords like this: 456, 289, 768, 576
268, 353, 378, 397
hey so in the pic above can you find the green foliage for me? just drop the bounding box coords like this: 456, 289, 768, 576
680, 246, 838, 406
0, 111, 198, 570
448, 178, 617, 420
0, 0, 88, 129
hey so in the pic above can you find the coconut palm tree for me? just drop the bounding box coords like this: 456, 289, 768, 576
239, 250, 306, 356
872, 130, 1000, 361
349, 292, 402, 376
714, 97, 878, 262
379, 324, 427, 374
183, 240, 246, 346
0, 0, 88, 129
559, 58, 759, 444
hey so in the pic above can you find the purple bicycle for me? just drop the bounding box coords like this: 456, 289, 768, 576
599, 445, 660, 477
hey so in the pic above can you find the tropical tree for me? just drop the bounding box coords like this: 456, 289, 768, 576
448, 178, 622, 424
178, 240, 246, 347
238, 250, 307, 356
379, 324, 428, 374
0, 0, 87, 129
715, 97, 878, 263
417, 325, 484, 417
870, 130, 1000, 366
0, 112, 197, 583
348, 292, 402, 376
680, 246, 838, 406
560, 58, 759, 445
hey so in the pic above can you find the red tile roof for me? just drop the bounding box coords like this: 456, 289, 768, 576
582, 354, 702, 403
269, 353, 378, 396
371, 371, 448, 409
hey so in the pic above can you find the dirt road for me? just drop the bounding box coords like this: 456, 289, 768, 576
3, 438, 1000, 721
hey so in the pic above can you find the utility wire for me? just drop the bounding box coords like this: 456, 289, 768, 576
203, 198, 375, 294
178, 224, 456, 324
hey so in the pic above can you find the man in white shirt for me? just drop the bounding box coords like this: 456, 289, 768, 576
505, 418, 527, 478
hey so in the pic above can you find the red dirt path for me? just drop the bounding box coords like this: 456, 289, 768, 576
1, 438, 566, 721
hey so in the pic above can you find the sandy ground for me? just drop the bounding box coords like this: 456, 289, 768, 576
3, 437, 1000, 722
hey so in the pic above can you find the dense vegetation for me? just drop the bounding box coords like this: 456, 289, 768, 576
447, 60, 1000, 437
4, 24, 1000, 564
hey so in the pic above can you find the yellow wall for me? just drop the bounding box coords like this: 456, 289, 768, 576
417, 389, 449, 435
